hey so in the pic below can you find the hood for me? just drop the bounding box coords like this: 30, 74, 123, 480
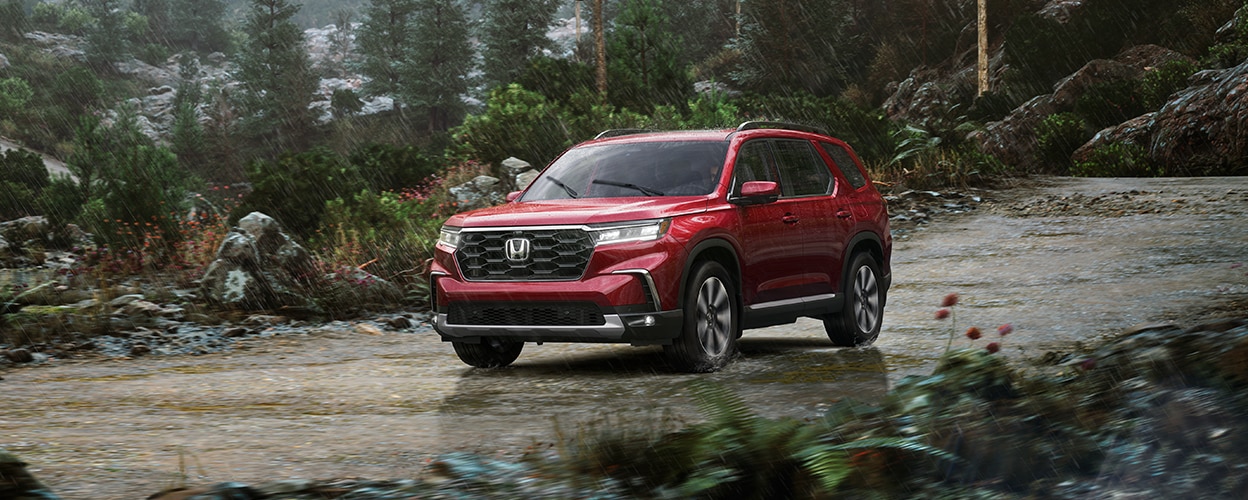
445, 198, 709, 228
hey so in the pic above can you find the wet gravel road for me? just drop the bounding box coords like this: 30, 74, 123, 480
3, 176, 1247, 499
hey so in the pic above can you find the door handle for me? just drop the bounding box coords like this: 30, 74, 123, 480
782, 214, 800, 224
836, 210, 853, 219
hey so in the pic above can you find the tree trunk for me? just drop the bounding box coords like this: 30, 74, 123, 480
977, 0, 989, 96
595, 0, 607, 100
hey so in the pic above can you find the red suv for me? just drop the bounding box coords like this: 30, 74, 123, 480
431, 122, 891, 372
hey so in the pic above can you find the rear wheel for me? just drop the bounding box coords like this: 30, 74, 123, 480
665, 261, 738, 373
452, 338, 523, 368
824, 253, 884, 347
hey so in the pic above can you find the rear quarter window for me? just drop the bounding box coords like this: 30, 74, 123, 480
821, 142, 868, 190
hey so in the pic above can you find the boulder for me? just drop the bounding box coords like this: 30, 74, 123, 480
975, 45, 1194, 170
0, 52, 8, 70
449, 175, 505, 211
1073, 57, 1248, 172
199, 212, 400, 314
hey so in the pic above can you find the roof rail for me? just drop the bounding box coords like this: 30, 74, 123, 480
594, 129, 654, 140
734, 121, 829, 136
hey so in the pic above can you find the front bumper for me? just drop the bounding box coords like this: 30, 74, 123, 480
433, 308, 684, 345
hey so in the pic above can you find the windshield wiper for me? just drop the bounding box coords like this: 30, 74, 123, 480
592, 179, 665, 196
547, 176, 579, 198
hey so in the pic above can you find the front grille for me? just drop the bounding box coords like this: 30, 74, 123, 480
456, 228, 594, 281
447, 302, 606, 326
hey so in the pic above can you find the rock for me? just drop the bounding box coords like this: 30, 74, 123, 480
222, 327, 253, 338
976, 45, 1194, 170
449, 175, 505, 211
500, 157, 532, 176
514, 169, 540, 191
0, 52, 8, 70
1149, 57, 1248, 171
200, 212, 396, 314
23, 31, 86, 62
108, 294, 146, 308
1038, 0, 1086, 23
384, 316, 413, 329
0, 449, 61, 499
4, 349, 34, 363
129, 343, 151, 357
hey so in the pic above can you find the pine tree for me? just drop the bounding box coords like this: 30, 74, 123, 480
480, 0, 560, 89
236, 0, 317, 146
607, 0, 690, 110
403, 0, 474, 132
83, 0, 129, 68
731, 0, 856, 96
357, 0, 418, 112
170, 0, 229, 53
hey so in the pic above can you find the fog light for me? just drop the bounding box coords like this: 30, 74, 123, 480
643, 315, 656, 326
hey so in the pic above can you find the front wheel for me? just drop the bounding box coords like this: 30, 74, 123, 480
665, 261, 738, 373
824, 253, 884, 347
452, 338, 523, 368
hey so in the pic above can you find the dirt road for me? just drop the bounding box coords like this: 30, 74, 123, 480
3, 176, 1247, 499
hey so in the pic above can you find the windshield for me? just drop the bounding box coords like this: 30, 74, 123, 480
522, 141, 729, 201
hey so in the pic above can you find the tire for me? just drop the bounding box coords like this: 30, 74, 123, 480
452, 338, 523, 368
664, 261, 739, 373
824, 252, 884, 347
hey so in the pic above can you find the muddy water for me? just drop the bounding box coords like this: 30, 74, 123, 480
3, 177, 1247, 499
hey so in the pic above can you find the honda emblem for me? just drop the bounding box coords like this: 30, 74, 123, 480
505, 238, 531, 262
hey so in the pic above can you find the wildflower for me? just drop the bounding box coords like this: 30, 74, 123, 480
1232, 263, 1244, 269
1079, 358, 1097, 371
997, 324, 1014, 336
965, 327, 982, 340
941, 293, 959, 307
985, 342, 1001, 354
935, 308, 951, 320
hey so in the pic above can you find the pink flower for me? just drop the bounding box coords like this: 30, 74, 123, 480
985, 342, 1001, 354
997, 324, 1014, 336
936, 308, 951, 320
941, 293, 959, 307
965, 327, 982, 340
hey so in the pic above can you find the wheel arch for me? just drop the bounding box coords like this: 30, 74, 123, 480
843, 231, 887, 294
680, 238, 742, 310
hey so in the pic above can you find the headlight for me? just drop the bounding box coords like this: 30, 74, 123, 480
591, 219, 671, 246
438, 226, 462, 249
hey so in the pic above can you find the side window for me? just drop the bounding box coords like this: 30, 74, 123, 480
731, 140, 776, 194
821, 142, 867, 190
773, 140, 832, 197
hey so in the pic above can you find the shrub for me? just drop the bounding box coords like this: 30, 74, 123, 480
349, 143, 442, 192
1072, 141, 1160, 177
1139, 59, 1200, 110
0, 148, 49, 192
1073, 79, 1147, 129
0, 181, 37, 220
239, 147, 364, 239
1035, 112, 1093, 172
0, 77, 34, 117
452, 84, 573, 167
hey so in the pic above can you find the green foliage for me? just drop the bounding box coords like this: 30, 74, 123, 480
0, 181, 38, 220
401, 0, 474, 132
606, 0, 692, 111
1002, 13, 1089, 93
1073, 79, 1148, 129
31, 1, 94, 34
69, 114, 189, 251
730, 0, 860, 96
1204, 3, 1248, 68
0, 148, 49, 193
1035, 112, 1093, 172
169, 0, 231, 53
452, 84, 574, 167
0, 77, 34, 118
553, 381, 956, 498
85, 0, 131, 67
1140, 59, 1200, 110
479, 0, 560, 89
0, 0, 28, 41
239, 147, 364, 238
514, 56, 596, 106
1072, 141, 1160, 177
36, 176, 86, 236
356, 0, 417, 103
330, 88, 364, 119
348, 142, 442, 192
136, 42, 171, 66
236, 0, 317, 145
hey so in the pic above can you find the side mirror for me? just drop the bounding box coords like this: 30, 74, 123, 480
506, 191, 523, 202
730, 181, 780, 206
